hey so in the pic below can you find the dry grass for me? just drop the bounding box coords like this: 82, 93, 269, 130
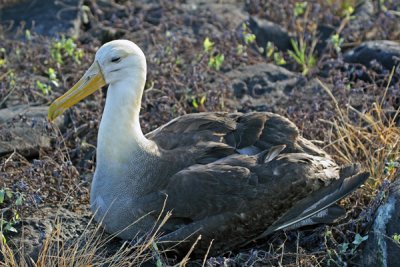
0, 209, 177, 267
1, 226, 137, 267
318, 73, 400, 187
0, 195, 210, 267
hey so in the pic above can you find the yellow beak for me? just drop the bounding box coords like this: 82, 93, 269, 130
48, 61, 106, 121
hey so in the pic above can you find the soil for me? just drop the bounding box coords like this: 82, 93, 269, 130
1, 0, 400, 266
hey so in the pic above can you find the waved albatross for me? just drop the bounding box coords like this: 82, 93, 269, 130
48, 40, 368, 255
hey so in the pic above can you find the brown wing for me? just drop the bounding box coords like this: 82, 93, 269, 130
142, 112, 367, 255
146, 112, 328, 156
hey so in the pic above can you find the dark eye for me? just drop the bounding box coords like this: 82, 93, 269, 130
111, 57, 121, 63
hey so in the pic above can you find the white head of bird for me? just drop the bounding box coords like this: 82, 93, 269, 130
96, 40, 146, 85
48, 40, 154, 164
48, 40, 147, 122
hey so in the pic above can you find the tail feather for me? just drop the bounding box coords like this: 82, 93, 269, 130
281, 204, 345, 232
253, 164, 369, 240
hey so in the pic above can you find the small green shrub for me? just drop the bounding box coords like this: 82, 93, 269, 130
203, 37, 224, 71
331, 33, 344, 53
288, 38, 316, 75
294, 2, 308, 17
208, 54, 224, 71
50, 36, 84, 65
0, 188, 23, 243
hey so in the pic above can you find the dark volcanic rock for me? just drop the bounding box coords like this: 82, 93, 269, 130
315, 24, 336, 55
7, 205, 156, 266
344, 40, 400, 70
7, 206, 93, 263
180, 0, 247, 37
358, 178, 400, 266
0, 105, 59, 158
225, 63, 305, 112
248, 17, 292, 52
342, 0, 374, 42
0, 0, 82, 38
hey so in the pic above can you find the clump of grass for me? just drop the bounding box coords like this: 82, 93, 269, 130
288, 38, 317, 75
317, 72, 400, 187
0, 197, 206, 267
0, 209, 178, 266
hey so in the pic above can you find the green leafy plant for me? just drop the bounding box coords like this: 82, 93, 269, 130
351, 233, 368, 254
331, 33, 344, 53
0, 188, 23, 242
25, 29, 31, 41
266, 42, 275, 58
236, 24, 257, 55
191, 95, 207, 109
36, 67, 60, 95
241, 23, 257, 46
47, 67, 59, 87
327, 231, 369, 265
244, 33, 256, 44
337, 242, 349, 254
208, 54, 224, 71
342, 4, 354, 17
273, 52, 287, 65
203, 37, 224, 71
379, 0, 388, 12
203, 37, 214, 53
288, 38, 316, 75
0, 47, 6, 68
264, 42, 286, 65
36, 80, 51, 95
236, 44, 245, 55
7, 71, 15, 87
385, 159, 399, 175
50, 36, 84, 65
393, 233, 400, 243
294, 2, 308, 16
335, 234, 369, 256
326, 0, 356, 17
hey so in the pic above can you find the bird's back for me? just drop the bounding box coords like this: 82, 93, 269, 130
140, 112, 368, 255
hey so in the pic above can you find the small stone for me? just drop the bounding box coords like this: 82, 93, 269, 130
248, 17, 292, 52
344, 41, 400, 70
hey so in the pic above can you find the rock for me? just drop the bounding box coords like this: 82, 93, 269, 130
0, 0, 82, 38
0, 105, 60, 158
208, 3, 247, 30
6, 205, 157, 266
315, 24, 336, 55
344, 40, 400, 70
247, 18, 334, 55
0, 105, 48, 124
358, 179, 400, 266
248, 17, 292, 52
342, 0, 374, 42
225, 63, 305, 112
7, 206, 93, 263
180, 1, 247, 36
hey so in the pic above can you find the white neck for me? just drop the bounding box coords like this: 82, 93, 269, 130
96, 75, 151, 165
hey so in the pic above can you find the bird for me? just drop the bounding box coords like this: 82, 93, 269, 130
48, 40, 369, 256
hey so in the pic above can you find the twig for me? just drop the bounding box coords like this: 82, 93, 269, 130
202, 239, 214, 267
179, 234, 202, 267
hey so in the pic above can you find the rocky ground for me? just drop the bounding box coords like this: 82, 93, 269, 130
1, 0, 400, 266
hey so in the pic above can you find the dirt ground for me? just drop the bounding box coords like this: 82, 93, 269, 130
1, 0, 400, 266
